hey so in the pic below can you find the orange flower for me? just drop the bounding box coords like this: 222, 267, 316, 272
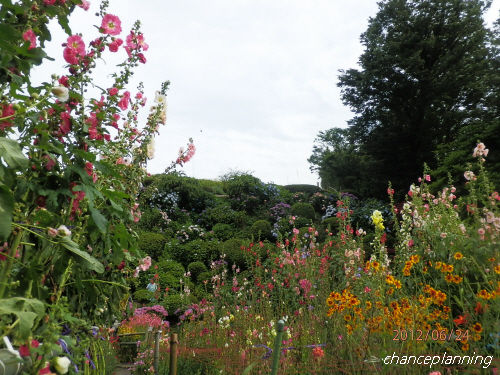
477, 289, 491, 299
454, 315, 467, 326
495, 264, 500, 275
452, 275, 463, 284
445, 274, 454, 283
394, 280, 402, 289
474, 302, 486, 315
454, 252, 464, 260
472, 323, 483, 333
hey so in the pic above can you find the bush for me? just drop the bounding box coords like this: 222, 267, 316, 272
187, 261, 208, 281
251, 220, 272, 241
283, 184, 322, 195
197, 204, 247, 229
169, 239, 220, 267
158, 273, 181, 290
294, 216, 312, 228
138, 231, 168, 260
197, 271, 212, 284
157, 259, 185, 278
222, 238, 247, 269
133, 290, 154, 303
322, 217, 340, 233
212, 223, 236, 241
291, 202, 316, 220
161, 294, 185, 315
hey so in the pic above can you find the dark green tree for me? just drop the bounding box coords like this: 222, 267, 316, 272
315, 0, 495, 198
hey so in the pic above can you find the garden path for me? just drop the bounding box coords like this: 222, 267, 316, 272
112, 364, 133, 375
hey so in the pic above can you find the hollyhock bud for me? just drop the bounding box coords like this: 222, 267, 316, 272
57, 225, 71, 237
52, 86, 69, 102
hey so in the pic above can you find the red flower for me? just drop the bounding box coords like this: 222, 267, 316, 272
43, 0, 56, 5
59, 112, 72, 135
101, 14, 122, 35
474, 302, 486, 315
453, 315, 467, 326
19, 345, 30, 357
0, 104, 15, 130
64, 35, 86, 65
78, 0, 90, 11
380, 232, 387, 244
59, 76, 69, 87
23, 29, 37, 49
108, 38, 123, 52
108, 87, 118, 96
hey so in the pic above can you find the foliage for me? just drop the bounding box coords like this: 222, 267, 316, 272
187, 261, 208, 282
312, 0, 497, 199
222, 238, 247, 269
211, 223, 236, 241
282, 184, 322, 195
250, 220, 273, 241
291, 202, 316, 220
138, 231, 167, 260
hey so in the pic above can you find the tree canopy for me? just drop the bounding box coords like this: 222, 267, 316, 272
310, 0, 499, 199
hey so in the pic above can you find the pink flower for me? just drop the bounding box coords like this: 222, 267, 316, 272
101, 14, 122, 35
139, 256, 152, 272
43, 0, 57, 5
428, 372, 441, 375
425, 174, 431, 182
108, 87, 118, 96
59, 112, 72, 135
58, 76, 69, 87
43, 154, 56, 170
118, 91, 130, 110
78, 0, 90, 10
66, 35, 86, 55
108, 38, 123, 52
23, 29, 37, 49
138, 53, 146, 64
64, 35, 86, 65
473, 142, 489, 158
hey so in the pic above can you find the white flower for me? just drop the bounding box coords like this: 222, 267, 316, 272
51, 86, 69, 102
54, 356, 71, 374
154, 91, 166, 104
57, 225, 71, 237
146, 138, 155, 159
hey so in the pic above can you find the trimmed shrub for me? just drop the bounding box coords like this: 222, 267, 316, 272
187, 261, 208, 281
291, 202, 316, 220
283, 184, 322, 195
161, 294, 185, 315
197, 271, 212, 284
169, 239, 220, 267
294, 216, 312, 229
157, 259, 185, 278
133, 290, 154, 303
212, 223, 235, 241
138, 231, 167, 260
158, 273, 181, 290
222, 238, 247, 269
322, 217, 340, 232
251, 220, 272, 241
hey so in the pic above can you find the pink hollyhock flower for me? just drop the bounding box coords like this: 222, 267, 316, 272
78, 0, 90, 10
108, 38, 123, 52
59, 112, 71, 135
101, 14, 122, 35
139, 256, 152, 271
138, 53, 146, 64
108, 87, 118, 96
44, 0, 56, 5
66, 35, 85, 55
118, 91, 130, 110
48, 227, 58, 237
23, 29, 37, 49
39, 363, 52, 374
0, 104, 15, 130
64, 35, 86, 65
43, 155, 56, 170
58, 76, 69, 87
425, 174, 431, 182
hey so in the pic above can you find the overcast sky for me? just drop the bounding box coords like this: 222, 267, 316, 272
33, 0, 500, 186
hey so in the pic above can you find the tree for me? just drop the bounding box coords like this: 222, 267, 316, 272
329, 0, 494, 198
308, 128, 376, 196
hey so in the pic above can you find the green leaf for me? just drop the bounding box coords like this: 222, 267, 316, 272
0, 24, 20, 42
242, 361, 259, 375
0, 297, 45, 340
0, 183, 14, 241
89, 206, 108, 233
58, 236, 104, 273
0, 137, 29, 169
